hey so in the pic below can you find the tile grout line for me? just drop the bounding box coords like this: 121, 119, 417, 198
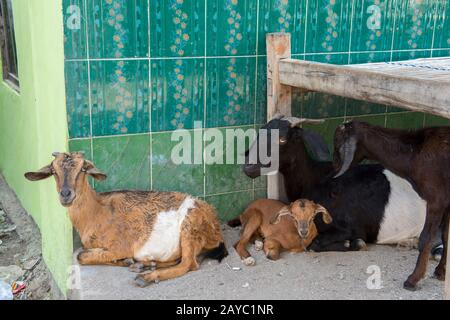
430, 0, 439, 58
303, 0, 309, 54
83, 0, 95, 189
148, 0, 153, 190
69, 110, 423, 143
203, 0, 207, 200
252, 0, 260, 201
63, 48, 450, 63
389, 0, 398, 62
347, 0, 355, 65
344, 0, 356, 122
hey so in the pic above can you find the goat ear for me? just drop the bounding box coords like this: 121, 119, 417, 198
83, 160, 107, 181
315, 204, 332, 224
333, 136, 357, 178
270, 207, 291, 225
25, 165, 53, 181
302, 130, 331, 161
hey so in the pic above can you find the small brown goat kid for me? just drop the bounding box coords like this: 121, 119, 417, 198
25, 152, 227, 287
231, 199, 332, 265
333, 121, 450, 291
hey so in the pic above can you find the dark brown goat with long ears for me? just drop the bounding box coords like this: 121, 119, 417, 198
25, 152, 227, 287
333, 121, 450, 290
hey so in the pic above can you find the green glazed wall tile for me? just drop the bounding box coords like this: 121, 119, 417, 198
90, 60, 150, 136
306, 0, 352, 54
65, 61, 90, 138
206, 191, 253, 221
386, 112, 425, 130
152, 131, 204, 196
205, 126, 254, 195
254, 188, 267, 200
68, 139, 92, 157
432, 49, 450, 58
92, 134, 151, 192
207, 0, 257, 56
258, 0, 306, 55
254, 175, 267, 190
424, 114, 450, 127
150, 0, 205, 58
305, 52, 349, 65
302, 92, 346, 119
351, 0, 395, 52
392, 0, 436, 51
63, 0, 87, 59
291, 88, 304, 118
391, 50, 432, 61
303, 117, 345, 151
433, 1, 450, 49
151, 58, 205, 131
206, 57, 256, 128
255, 56, 267, 124
346, 114, 386, 127
349, 52, 391, 64
87, 0, 149, 58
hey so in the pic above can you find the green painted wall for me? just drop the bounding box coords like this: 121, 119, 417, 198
0, 0, 72, 295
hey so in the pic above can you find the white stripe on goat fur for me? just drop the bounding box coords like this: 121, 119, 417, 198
376, 170, 427, 244
134, 197, 196, 262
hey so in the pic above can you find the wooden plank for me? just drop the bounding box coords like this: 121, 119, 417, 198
279, 59, 450, 119
266, 33, 291, 202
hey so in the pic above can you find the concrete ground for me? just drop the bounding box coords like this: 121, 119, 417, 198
71, 225, 445, 300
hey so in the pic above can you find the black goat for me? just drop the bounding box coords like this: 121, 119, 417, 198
333, 120, 450, 290
239, 115, 442, 255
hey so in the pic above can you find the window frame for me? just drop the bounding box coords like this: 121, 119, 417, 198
0, 0, 19, 91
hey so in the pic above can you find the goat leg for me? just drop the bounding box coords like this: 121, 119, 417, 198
77, 248, 129, 266
309, 228, 352, 252
134, 232, 203, 287
433, 212, 449, 280
233, 212, 262, 263
404, 207, 443, 290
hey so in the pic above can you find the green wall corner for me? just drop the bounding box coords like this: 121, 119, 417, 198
0, 0, 72, 295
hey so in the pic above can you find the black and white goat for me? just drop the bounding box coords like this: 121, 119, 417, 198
240, 115, 442, 255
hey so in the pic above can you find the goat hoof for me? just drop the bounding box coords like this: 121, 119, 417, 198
129, 263, 145, 273
431, 246, 443, 262
122, 258, 135, 267
254, 240, 264, 251
354, 239, 368, 251
403, 280, 418, 291
134, 275, 150, 288
242, 257, 256, 266
432, 270, 445, 281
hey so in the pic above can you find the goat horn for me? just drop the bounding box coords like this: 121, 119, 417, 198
271, 112, 284, 120
334, 137, 357, 178
283, 117, 325, 127
52, 152, 61, 157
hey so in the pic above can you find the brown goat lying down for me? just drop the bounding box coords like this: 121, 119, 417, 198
231, 199, 332, 265
25, 152, 227, 287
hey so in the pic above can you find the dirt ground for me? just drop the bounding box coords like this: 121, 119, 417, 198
0, 174, 60, 300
